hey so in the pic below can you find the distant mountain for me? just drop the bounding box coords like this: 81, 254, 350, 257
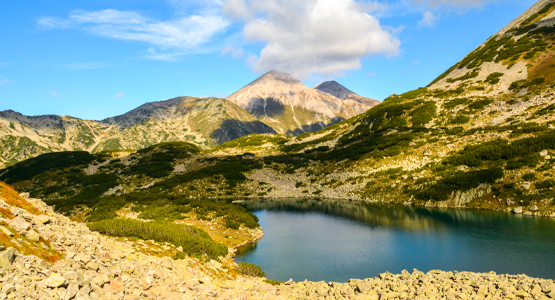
0, 97, 274, 168
314, 80, 380, 116
226, 70, 378, 135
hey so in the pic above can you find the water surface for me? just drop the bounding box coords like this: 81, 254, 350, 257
235, 199, 555, 282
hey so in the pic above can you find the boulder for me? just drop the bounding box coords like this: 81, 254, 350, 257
35, 215, 51, 224
540, 150, 548, 156
423, 150, 432, 156
530, 205, 539, 212
0, 247, 15, 269
523, 211, 533, 216
25, 230, 41, 242
513, 206, 523, 214
521, 182, 531, 190
64, 283, 79, 300
44, 273, 66, 288
8, 216, 30, 232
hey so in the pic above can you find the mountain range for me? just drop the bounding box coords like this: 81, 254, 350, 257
0, 74, 375, 168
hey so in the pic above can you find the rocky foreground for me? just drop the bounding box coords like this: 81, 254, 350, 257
1, 196, 555, 299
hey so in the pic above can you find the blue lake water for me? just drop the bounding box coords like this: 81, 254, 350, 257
234, 199, 555, 282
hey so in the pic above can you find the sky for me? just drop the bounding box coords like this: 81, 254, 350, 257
0, 0, 537, 120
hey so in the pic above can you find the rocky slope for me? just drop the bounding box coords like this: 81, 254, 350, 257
0, 97, 274, 169
226, 70, 379, 136
2, 182, 555, 299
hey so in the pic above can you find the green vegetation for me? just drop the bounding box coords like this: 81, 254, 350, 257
236, 262, 266, 277
520, 2, 555, 26
450, 116, 471, 125
87, 219, 227, 260
0, 151, 98, 183
444, 98, 470, 109
485, 72, 504, 85
414, 168, 504, 201
446, 71, 479, 83
443, 132, 555, 168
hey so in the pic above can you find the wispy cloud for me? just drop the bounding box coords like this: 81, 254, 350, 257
419, 11, 437, 27
220, 45, 245, 59
412, 0, 503, 8
112, 92, 125, 99
38, 8, 230, 57
0, 79, 13, 87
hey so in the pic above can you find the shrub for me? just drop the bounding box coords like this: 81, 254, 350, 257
450, 116, 471, 124
485, 72, 504, 85
522, 173, 537, 181
536, 179, 555, 189
87, 219, 227, 260
237, 262, 266, 277
415, 168, 504, 201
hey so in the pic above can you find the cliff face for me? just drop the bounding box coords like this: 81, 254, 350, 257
226, 70, 378, 135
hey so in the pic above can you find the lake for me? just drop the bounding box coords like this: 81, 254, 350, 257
234, 199, 555, 282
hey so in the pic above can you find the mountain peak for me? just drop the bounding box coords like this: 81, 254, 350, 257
253, 70, 301, 85
314, 80, 357, 100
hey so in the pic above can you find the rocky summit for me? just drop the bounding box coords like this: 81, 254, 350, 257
314, 80, 380, 116
226, 70, 379, 136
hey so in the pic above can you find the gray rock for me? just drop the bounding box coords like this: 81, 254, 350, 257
523, 211, 533, 216
521, 182, 531, 190
540, 150, 548, 156
513, 206, 523, 214
530, 205, 539, 212
8, 216, 30, 232
0, 247, 15, 269
423, 150, 433, 156
64, 283, 80, 300
44, 273, 66, 288
35, 215, 51, 224
25, 230, 41, 242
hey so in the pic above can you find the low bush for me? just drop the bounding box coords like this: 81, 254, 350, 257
87, 219, 227, 260
415, 168, 504, 201
236, 262, 266, 277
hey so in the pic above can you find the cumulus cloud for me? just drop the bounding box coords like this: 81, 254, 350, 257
113, 92, 125, 99
0, 79, 13, 87
222, 0, 401, 78
38, 9, 230, 55
220, 45, 245, 58
419, 11, 437, 27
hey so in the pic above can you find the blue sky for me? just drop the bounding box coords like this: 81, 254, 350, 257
0, 0, 537, 120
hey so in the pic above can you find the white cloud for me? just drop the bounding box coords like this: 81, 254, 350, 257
38, 9, 230, 55
222, 0, 401, 79
0, 79, 13, 87
113, 92, 125, 99
220, 45, 245, 58
419, 11, 437, 27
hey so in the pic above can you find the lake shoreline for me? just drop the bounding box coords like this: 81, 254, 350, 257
212, 194, 555, 219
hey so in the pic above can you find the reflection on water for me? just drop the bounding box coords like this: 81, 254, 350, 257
235, 199, 555, 282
